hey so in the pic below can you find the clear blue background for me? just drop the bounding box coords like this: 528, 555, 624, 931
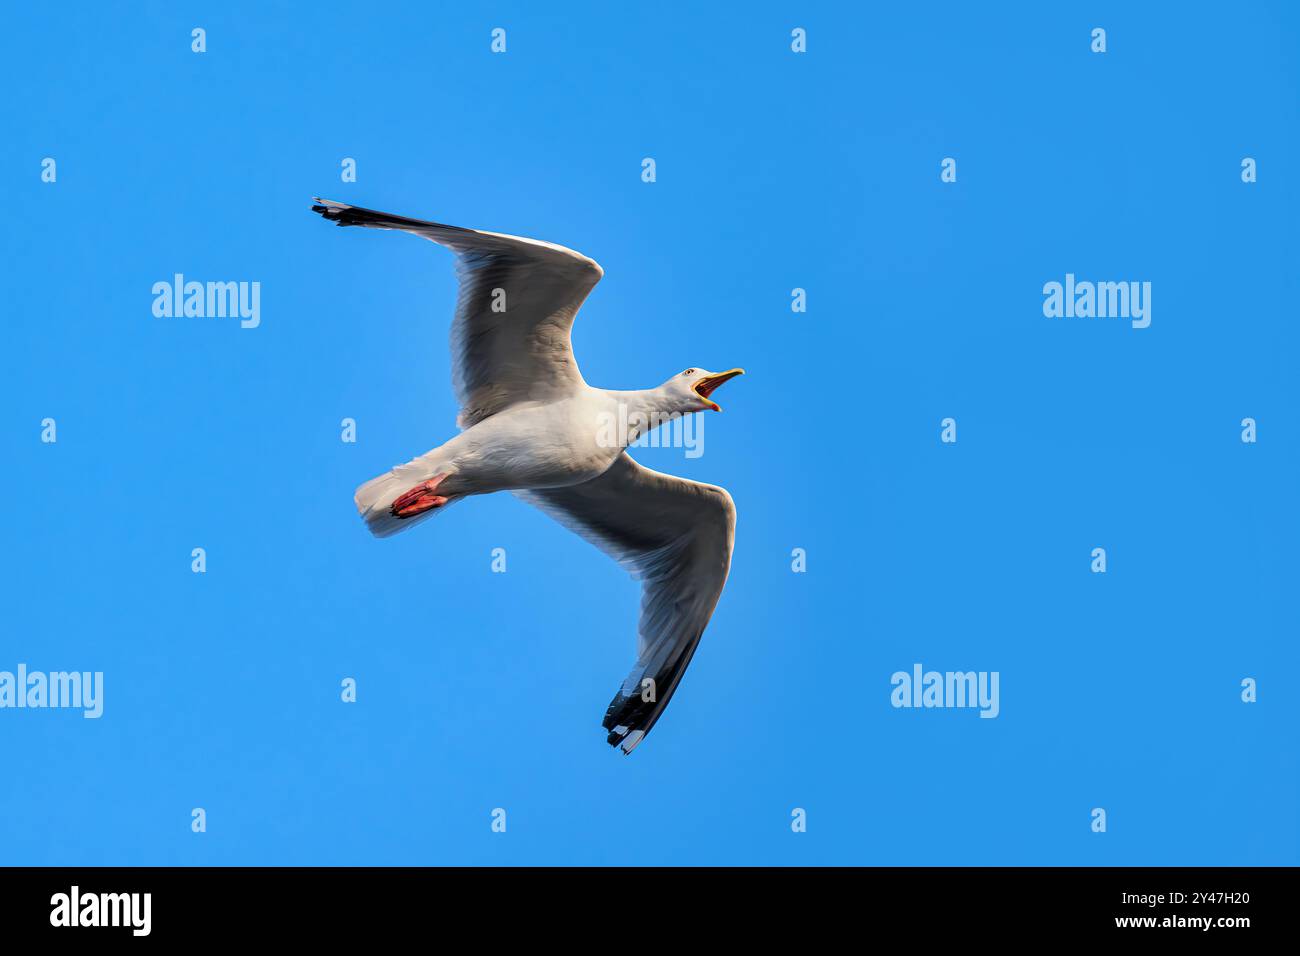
2, 1, 1296, 865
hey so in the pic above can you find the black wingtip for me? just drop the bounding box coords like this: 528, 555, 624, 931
603, 693, 654, 754
310, 198, 358, 226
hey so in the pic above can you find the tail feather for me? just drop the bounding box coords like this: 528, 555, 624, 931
354, 467, 460, 539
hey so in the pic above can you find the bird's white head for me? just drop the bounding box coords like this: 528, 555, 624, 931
663, 367, 745, 413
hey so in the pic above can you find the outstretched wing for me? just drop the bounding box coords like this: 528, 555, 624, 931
312, 198, 603, 427
516, 454, 737, 754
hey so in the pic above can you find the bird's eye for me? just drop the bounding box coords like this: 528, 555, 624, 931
684, 368, 696, 376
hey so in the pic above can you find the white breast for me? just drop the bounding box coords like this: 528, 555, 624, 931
446, 391, 624, 493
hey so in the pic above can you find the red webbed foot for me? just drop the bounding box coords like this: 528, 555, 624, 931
390, 473, 451, 519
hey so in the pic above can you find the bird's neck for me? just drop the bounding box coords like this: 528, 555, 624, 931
603, 388, 677, 446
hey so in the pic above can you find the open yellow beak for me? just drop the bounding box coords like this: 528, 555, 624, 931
693, 368, 745, 411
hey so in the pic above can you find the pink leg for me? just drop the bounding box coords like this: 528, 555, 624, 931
390, 473, 451, 519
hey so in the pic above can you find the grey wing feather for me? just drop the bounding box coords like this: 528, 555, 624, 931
516, 454, 737, 754
312, 198, 602, 427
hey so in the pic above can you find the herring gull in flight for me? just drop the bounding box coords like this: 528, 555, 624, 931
311, 199, 743, 754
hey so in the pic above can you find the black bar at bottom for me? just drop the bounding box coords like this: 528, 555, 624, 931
0, 866, 1282, 941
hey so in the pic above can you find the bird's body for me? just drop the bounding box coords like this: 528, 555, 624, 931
355, 390, 621, 536
312, 198, 744, 753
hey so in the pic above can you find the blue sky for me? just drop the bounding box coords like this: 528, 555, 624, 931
2, 2, 1296, 865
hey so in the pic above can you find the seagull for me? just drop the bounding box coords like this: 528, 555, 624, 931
311, 199, 744, 754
